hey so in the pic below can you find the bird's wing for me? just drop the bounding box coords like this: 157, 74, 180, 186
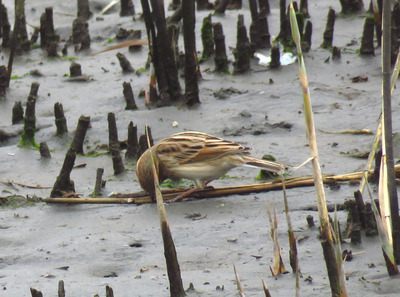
156, 132, 249, 165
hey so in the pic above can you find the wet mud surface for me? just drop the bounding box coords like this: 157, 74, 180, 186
1, 0, 400, 296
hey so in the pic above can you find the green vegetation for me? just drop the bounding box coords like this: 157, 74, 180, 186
161, 178, 194, 189
60, 56, 77, 61
1, 195, 38, 208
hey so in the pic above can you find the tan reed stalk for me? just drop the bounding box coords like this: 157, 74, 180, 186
146, 129, 186, 296
289, 3, 347, 296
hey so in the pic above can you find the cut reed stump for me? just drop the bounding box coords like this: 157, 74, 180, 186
0, 65, 7, 97
300, 0, 309, 17
71, 115, 90, 154
30, 288, 43, 297
200, 14, 214, 61
72, 17, 90, 51
259, 0, 270, 14
12, 101, 24, 124
117, 52, 135, 73
70, 61, 82, 77
141, 0, 182, 105
108, 113, 125, 175
21, 95, 37, 146
91, 168, 105, 197
13, 0, 30, 52
249, 0, 259, 41
120, 0, 135, 16
354, 190, 366, 227
40, 141, 51, 158
58, 280, 65, 297
40, 7, 59, 48
269, 46, 280, 69
321, 8, 335, 49
50, 147, 76, 197
151, 0, 181, 102
54, 102, 68, 135
249, 0, 271, 49
277, 0, 291, 46
332, 46, 341, 60
345, 199, 362, 244
213, 22, 229, 73
233, 14, 252, 74
0, 4, 11, 48
256, 7, 271, 49
77, 0, 92, 20
30, 81, 40, 98
197, 0, 213, 10
122, 82, 138, 110
47, 41, 58, 57
182, 0, 200, 106
108, 113, 119, 149
125, 121, 139, 160
306, 215, 315, 227
302, 20, 312, 52
360, 17, 375, 55
339, 0, 363, 14
214, 0, 229, 14
106, 285, 114, 297
138, 134, 149, 157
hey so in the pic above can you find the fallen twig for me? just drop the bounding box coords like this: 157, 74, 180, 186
0, 180, 52, 189
319, 129, 373, 135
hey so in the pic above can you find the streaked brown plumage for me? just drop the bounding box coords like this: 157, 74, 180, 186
136, 131, 286, 198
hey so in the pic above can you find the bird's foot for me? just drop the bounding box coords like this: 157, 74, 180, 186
167, 187, 200, 203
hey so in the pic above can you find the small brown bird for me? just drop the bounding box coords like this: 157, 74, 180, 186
136, 131, 286, 199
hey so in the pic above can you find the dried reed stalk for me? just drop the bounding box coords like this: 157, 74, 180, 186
289, 3, 347, 296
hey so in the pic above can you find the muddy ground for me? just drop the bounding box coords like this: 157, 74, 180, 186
1, 0, 400, 296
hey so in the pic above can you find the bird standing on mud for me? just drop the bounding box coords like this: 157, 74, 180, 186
136, 131, 287, 200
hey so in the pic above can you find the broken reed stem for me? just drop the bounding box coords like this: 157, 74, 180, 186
43, 164, 400, 204
289, 4, 347, 296
282, 176, 298, 275
267, 203, 287, 275
233, 264, 245, 297
146, 128, 186, 297
262, 279, 272, 297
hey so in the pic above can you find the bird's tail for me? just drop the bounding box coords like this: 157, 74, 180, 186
242, 156, 287, 173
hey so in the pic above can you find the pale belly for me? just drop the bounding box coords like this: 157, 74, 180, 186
167, 161, 237, 183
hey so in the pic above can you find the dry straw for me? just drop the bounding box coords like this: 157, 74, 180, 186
289, 3, 347, 296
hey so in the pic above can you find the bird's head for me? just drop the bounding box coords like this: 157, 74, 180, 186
136, 148, 158, 196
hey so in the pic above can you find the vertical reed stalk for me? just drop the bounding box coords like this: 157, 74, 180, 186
146, 129, 186, 296
289, 3, 347, 296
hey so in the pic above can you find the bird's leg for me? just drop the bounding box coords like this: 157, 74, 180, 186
167, 181, 212, 203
